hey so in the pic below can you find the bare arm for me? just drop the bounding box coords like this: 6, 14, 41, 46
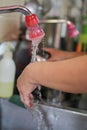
27, 55, 87, 93
17, 54, 87, 107
43, 48, 87, 61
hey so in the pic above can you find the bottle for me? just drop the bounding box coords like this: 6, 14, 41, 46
0, 42, 16, 98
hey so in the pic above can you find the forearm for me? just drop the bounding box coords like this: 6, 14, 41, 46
28, 55, 87, 94
43, 47, 87, 61
50, 51, 87, 61
58, 51, 86, 60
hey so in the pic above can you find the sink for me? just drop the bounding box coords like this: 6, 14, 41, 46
1, 99, 87, 130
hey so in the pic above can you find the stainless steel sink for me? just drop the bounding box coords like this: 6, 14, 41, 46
1, 99, 87, 130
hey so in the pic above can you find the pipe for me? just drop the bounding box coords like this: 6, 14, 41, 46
0, 5, 32, 15
40, 19, 71, 24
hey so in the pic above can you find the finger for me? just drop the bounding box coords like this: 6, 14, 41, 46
29, 93, 34, 100
28, 94, 34, 109
20, 94, 25, 103
19, 91, 34, 109
22, 93, 34, 109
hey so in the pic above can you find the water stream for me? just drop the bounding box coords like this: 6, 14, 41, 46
30, 105, 49, 130
30, 39, 50, 130
31, 40, 42, 101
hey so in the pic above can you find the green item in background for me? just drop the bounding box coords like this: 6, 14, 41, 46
79, 34, 87, 43
77, 16, 87, 52
78, 34, 87, 52
82, 16, 87, 34
9, 95, 25, 108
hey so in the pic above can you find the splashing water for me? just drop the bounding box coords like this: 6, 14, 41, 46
31, 39, 41, 62
31, 39, 43, 102
25, 14, 49, 130
28, 22, 45, 101
30, 31, 50, 130
31, 105, 49, 130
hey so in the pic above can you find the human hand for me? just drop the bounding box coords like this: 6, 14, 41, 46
17, 64, 38, 109
43, 48, 82, 61
43, 48, 69, 61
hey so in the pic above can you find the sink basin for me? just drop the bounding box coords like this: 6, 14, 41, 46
1, 99, 87, 130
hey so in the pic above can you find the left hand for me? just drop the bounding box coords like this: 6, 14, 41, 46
17, 64, 38, 109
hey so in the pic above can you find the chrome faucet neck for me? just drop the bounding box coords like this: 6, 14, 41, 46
0, 5, 32, 15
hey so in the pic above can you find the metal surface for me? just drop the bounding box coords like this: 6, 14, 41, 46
0, 5, 31, 15
40, 19, 71, 24
1, 99, 87, 130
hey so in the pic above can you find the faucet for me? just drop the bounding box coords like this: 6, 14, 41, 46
40, 19, 79, 38
0, 5, 32, 15
0, 5, 79, 39
0, 5, 45, 48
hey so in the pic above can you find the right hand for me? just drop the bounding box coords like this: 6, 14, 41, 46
43, 48, 71, 61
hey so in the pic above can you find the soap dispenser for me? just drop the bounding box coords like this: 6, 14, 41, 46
0, 42, 16, 98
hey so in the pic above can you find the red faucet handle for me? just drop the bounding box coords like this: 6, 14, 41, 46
25, 14, 39, 27
67, 22, 79, 38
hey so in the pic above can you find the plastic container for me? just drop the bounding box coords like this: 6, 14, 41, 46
0, 43, 16, 98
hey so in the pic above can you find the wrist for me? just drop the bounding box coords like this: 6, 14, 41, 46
26, 62, 43, 84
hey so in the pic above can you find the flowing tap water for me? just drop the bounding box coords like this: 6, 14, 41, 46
30, 105, 49, 130
31, 39, 43, 102
31, 39, 42, 62
31, 41, 38, 62
29, 39, 49, 130
25, 13, 49, 129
